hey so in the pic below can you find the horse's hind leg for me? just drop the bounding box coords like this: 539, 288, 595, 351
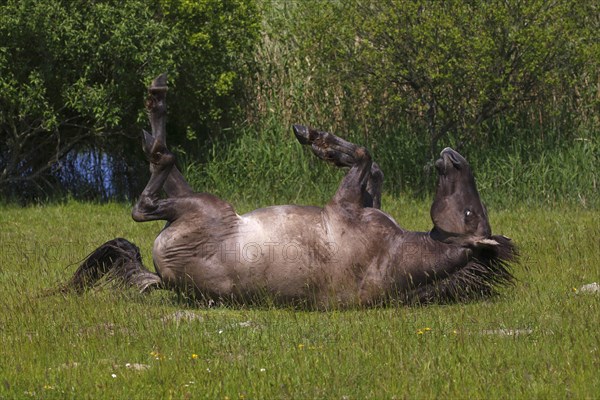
365, 162, 383, 209
330, 146, 374, 210
293, 125, 383, 208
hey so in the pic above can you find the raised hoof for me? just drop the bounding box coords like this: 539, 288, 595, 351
293, 124, 319, 145
149, 73, 168, 93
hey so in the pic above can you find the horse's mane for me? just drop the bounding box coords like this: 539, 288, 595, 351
404, 235, 518, 305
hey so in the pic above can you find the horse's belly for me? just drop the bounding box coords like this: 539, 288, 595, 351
151, 226, 230, 293
151, 207, 369, 305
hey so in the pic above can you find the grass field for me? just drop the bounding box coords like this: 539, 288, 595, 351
1, 200, 599, 399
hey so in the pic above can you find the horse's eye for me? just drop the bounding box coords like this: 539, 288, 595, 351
465, 209, 472, 218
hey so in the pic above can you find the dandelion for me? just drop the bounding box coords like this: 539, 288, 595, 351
191, 353, 199, 360
297, 344, 305, 350
43, 385, 54, 390
260, 368, 266, 372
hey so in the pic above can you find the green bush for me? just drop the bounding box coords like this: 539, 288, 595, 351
1, 0, 597, 206
249, 0, 598, 156
0, 0, 260, 199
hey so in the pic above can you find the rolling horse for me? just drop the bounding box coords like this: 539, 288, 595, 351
65, 74, 517, 309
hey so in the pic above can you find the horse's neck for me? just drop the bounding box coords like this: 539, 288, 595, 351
390, 230, 470, 284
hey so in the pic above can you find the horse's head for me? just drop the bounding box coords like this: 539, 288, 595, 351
430, 148, 498, 248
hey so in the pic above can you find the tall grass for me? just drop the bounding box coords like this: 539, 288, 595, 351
180, 119, 598, 210
474, 138, 598, 208
181, 119, 343, 209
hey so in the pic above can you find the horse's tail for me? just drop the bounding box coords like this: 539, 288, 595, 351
60, 238, 162, 294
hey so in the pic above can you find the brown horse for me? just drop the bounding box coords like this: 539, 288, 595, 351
66, 74, 517, 309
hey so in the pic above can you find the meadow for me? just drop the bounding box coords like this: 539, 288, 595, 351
1, 198, 598, 399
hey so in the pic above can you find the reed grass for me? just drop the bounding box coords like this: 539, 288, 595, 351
181, 121, 598, 210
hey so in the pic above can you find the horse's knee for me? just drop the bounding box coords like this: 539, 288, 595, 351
131, 204, 146, 222
132, 196, 157, 222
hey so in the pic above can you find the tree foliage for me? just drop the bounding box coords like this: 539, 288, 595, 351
0, 0, 260, 199
159, 0, 260, 142
351, 0, 597, 154
251, 0, 598, 156
0, 0, 597, 201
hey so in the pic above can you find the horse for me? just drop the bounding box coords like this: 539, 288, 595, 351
65, 74, 517, 309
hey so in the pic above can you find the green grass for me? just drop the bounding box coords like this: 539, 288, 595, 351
1, 200, 598, 398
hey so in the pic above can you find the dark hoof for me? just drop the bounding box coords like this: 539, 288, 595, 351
149, 73, 168, 93
293, 124, 319, 145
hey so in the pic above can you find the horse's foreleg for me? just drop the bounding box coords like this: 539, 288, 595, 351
293, 124, 358, 167
132, 74, 183, 222
132, 161, 180, 222
140, 75, 193, 198
293, 125, 383, 208
142, 130, 194, 198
